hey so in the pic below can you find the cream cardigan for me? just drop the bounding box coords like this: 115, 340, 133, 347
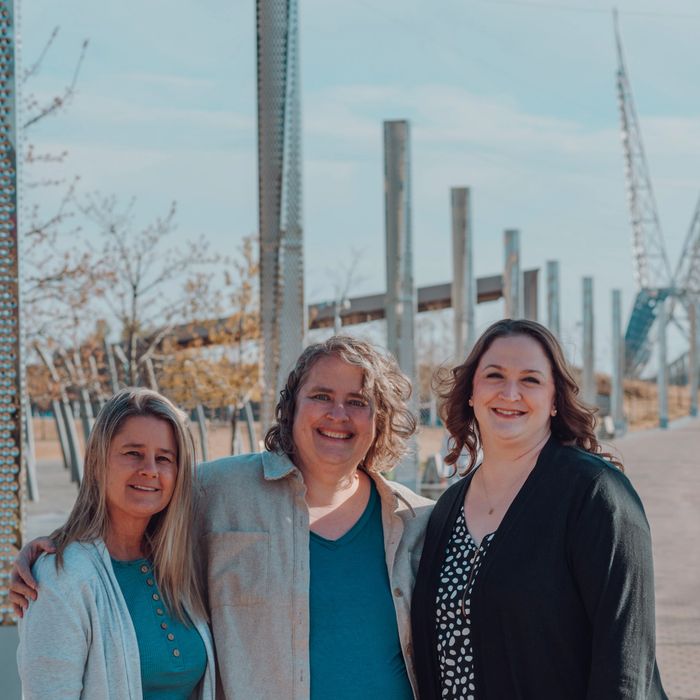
17, 539, 216, 700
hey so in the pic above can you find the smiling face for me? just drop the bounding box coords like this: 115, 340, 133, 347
472, 334, 556, 452
105, 415, 178, 530
291, 355, 376, 477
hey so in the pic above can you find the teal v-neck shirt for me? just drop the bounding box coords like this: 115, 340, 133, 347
111, 558, 206, 700
309, 482, 413, 699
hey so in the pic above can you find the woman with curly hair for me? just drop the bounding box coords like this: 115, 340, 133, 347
197, 335, 433, 699
13, 336, 433, 700
411, 319, 666, 699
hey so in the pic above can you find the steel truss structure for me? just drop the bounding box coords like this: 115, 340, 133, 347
615, 12, 700, 376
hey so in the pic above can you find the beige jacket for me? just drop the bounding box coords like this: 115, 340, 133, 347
195, 450, 434, 700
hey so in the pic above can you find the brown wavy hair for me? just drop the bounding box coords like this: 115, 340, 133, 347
264, 335, 416, 473
437, 318, 622, 473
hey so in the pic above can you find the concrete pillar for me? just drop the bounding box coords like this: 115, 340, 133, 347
503, 229, 522, 318
451, 187, 475, 361
611, 289, 626, 434
582, 277, 595, 406
657, 298, 669, 429
690, 299, 699, 417
546, 260, 560, 336
523, 269, 539, 321
383, 120, 418, 490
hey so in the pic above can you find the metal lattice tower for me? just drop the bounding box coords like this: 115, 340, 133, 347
0, 0, 23, 625
674, 194, 700, 301
615, 13, 700, 378
615, 12, 672, 292
614, 12, 675, 376
257, 0, 304, 433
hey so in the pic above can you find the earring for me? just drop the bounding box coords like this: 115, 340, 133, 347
551, 407, 557, 416
468, 398, 474, 407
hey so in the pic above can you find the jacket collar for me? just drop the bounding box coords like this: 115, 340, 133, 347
369, 470, 416, 517
262, 450, 299, 480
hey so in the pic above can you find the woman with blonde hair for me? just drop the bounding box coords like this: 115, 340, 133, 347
17, 388, 216, 699
412, 318, 666, 699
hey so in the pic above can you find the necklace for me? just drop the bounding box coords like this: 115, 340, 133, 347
477, 465, 530, 516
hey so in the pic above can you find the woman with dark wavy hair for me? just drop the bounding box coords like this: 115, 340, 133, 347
411, 319, 667, 699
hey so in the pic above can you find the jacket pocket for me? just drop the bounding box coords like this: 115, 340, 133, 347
206, 531, 270, 607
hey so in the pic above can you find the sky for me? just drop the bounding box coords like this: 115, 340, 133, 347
18, 0, 700, 373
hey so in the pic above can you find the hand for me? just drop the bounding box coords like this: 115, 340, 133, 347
9, 537, 56, 618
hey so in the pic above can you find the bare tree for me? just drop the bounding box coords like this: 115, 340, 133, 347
21, 28, 99, 347
78, 194, 220, 386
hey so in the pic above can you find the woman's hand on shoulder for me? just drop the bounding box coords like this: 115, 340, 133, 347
9, 536, 56, 618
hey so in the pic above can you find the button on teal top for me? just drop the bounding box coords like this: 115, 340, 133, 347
111, 558, 207, 700
309, 482, 414, 700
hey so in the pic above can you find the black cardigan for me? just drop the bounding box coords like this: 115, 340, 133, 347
411, 437, 667, 699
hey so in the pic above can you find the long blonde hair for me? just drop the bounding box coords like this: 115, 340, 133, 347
52, 388, 207, 623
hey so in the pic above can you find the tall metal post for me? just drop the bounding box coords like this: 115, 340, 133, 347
611, 289, 626, 434
0, 0, 24, 638
523, 269, 539, 322
582, 277, 595, 406
451, 187, 475, 361
546, 260, 560, 336
657, 298, 669, 428
383, 120, 417, 490
503, 229, 522, 318
257, 0, 304, 433
690, 299, 699, 417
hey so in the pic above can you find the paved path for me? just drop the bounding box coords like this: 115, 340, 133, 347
611, 418, 700, 700
23, 419, 700, 698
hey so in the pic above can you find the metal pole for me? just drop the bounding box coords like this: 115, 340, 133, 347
451, 187, 475, 361
51, 398, 71, 472
105, 341, 120, 393
258, 0, 304, 433
383, 120, 418, 491
503, 229, 522, 318
244, 400, 257, 452
23, 393, 38, 502
657, 298, 669, 429
582, 277, 595, 406
36, 346, 83, 482
546, 260, 560, 336
523, 269, 539, 322
611, 289, 626, 434
195, 404, 209, 462
0, 0, 24, 633
690, 299, 699, 417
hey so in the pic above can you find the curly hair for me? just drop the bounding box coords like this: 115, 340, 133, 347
264, 335, 416, 473
436, 318, 622, 473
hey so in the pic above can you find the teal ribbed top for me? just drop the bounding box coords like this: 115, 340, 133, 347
111, 558, 206, 700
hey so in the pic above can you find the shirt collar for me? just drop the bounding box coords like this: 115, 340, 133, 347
262, 450, 299, 480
